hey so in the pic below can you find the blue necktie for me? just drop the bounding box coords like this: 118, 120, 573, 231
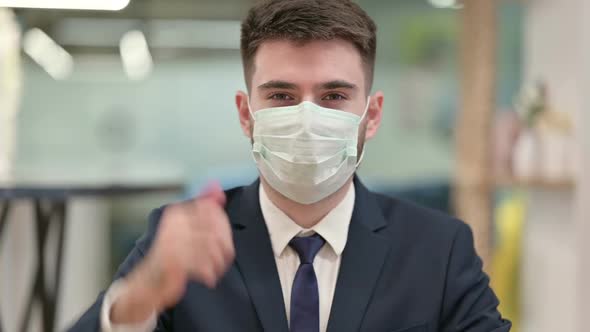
289, 234, 326, 332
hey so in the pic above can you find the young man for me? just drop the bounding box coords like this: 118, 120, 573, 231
70, 1, 511, 331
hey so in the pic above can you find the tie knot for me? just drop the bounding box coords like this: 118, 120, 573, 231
289, 233, 325, 264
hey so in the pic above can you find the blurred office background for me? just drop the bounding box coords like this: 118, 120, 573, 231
0, 0, 589, 331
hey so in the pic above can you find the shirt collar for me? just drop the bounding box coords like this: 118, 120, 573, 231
259, 182, 355, 258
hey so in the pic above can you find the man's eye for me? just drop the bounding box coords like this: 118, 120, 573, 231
269, 93, 293, 100
323, 93, 346, 101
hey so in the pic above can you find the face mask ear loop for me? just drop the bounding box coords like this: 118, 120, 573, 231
355, 148, 366, 168
247, 96, 256, 121
246, 96, 259, 140
359, 96, 371, 123
354, 96, 371, 168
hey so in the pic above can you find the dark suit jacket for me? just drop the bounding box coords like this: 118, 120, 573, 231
69, 177, 511, 332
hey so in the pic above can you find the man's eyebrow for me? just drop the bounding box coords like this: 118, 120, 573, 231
257, 80, 298, 90
320, 80, 358, 90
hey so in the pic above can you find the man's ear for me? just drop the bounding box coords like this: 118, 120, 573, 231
236, 90, 252, 138
364, 91, 384, 141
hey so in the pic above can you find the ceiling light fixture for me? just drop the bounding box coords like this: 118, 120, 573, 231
428, 0, 463, 9
120, 30, 153, 80
23, 28, 74, 80
0, 0, 130, 11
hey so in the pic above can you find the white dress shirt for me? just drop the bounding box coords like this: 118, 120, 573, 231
101, 182, 355, 332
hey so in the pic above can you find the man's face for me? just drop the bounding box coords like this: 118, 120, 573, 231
236, 39, 383, 149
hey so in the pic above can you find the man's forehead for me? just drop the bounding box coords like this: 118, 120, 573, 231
254, 39, 363, 66
251, 39, 366, 87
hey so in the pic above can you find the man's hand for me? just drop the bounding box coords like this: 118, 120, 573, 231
110, 182, 235, 324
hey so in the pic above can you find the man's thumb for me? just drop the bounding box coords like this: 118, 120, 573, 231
199, 181, 226, 206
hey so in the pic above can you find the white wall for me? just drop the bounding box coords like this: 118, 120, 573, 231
523, 0, 590, 331
576, 0, 590, 328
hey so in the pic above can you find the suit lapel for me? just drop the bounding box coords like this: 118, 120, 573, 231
327, 177, 392, 332
228, 180, 289, 332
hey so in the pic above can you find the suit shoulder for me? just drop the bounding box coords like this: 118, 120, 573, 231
225, 185, 249, 201
372, 191, 467, 239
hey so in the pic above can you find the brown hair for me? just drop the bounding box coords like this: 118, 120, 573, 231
240, 0, 377, 91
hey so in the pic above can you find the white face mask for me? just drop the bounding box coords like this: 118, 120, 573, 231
249, 98, 369, 204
